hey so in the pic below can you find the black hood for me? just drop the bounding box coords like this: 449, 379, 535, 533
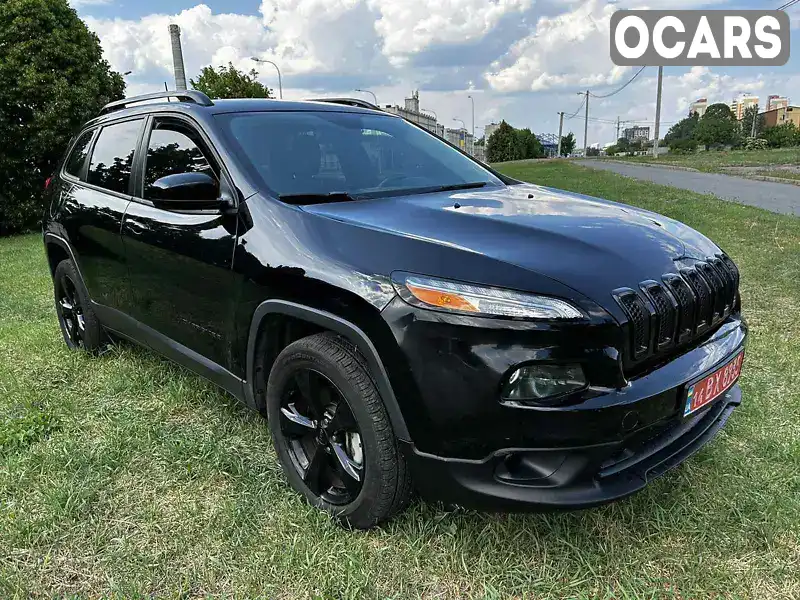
301, 183, 722, 305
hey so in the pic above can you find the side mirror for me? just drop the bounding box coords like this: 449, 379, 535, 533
149, 172, 220, 210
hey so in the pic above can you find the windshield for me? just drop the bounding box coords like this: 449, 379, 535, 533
215, 110, 503, 200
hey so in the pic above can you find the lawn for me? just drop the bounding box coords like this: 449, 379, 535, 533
600, 147, 800, 173
1, 161, 799, 599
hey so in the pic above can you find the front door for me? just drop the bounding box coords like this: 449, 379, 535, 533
121, 115, 238, 369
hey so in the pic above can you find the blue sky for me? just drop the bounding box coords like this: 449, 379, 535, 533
72, 0, 800, 146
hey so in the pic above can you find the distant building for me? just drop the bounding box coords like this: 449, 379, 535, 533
444, 127, 474, 155
484, 122, 501, 142
767, 95, 790, 111
761, 105, 800, 129
384, 91, 444, 137
623, 126, 650, 142
689, 98, 708, 117
731, 95, 759, 120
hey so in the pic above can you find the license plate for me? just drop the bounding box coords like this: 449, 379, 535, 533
684, 351, 744, 417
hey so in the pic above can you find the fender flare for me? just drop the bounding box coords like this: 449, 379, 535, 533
245, 299, 411, 442
43, 233, 86, 282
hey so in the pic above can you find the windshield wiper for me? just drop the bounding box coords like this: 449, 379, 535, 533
279, 192, 361, 205
429, 182, 489, 192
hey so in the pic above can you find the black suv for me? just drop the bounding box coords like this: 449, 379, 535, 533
43, 90, 747, 528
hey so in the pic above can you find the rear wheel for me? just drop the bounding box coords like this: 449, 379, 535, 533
266, 332, 412, 528
53, 259, 104, 353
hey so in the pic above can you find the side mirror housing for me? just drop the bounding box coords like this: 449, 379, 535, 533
149, 172, 220, 210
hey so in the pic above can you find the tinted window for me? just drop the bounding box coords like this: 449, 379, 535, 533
144, 121, 216, 199
215, 111, 502, 198
65, 130, 94, 179
87, 119, 143, 194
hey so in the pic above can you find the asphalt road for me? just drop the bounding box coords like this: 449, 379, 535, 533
581, 160, 799, 217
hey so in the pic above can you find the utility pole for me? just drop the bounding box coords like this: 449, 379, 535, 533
556, 112, 565, 157
583, 90, 589, 157
652, 66, 663, 158
468, 95, 475, 137
616, 116, 620, 141
750, 105, 758, 137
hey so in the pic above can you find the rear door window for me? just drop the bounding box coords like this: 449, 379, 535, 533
64, 130, 95, 179
87, 119, 144, 195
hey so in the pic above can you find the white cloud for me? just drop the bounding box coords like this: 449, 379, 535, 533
369, 0, 533, 66
79, 0, 799, 147
69, 0, 111, 7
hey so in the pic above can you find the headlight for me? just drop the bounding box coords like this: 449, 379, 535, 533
502, 364, 587, 404
392, 273, 584, 319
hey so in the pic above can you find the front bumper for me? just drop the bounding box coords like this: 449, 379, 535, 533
381, 298, 747, 509
403, 385, 740, 510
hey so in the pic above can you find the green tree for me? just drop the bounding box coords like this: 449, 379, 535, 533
515, 128, 544, 159
191, 63, 272, 99
664, 113, 699, 150
486, 121, 520, 162
741, 105, 763, 138
694, 103, 738, 149
0, 0, 125, 234
559, 132, 576, 156
762, 122, 800, 148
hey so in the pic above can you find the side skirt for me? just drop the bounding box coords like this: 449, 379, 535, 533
93, 303, 246, 402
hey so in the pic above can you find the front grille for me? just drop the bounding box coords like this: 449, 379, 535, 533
614, 254, 740, 370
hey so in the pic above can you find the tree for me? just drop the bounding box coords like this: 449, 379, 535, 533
191, 63, 272, 99
515, 128, 544, 159
486, 121, 519, 162
694, 103, 738, 149
559, 132, 576, 156
741, 105, 762, 138
762, 122, 800, 148
0, 0, 125, 234
664, 113, 699, 150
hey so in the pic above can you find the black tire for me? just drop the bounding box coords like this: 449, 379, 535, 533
266, 332, 412, 529
53, 259, 104, 353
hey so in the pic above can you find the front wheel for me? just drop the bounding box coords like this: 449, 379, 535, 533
266, 332, 412, 528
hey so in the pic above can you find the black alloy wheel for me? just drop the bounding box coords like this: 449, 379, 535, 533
266, 332, 413, 528
55, 267, 87, 349
279, 368, 364, 505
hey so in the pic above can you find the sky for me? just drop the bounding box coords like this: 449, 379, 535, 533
70, 0, 800, 147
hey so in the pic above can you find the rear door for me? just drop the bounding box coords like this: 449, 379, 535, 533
57, 118, 144, 309
121, 114, 239, 368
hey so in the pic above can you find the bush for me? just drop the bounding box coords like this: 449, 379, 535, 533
744, 137, 769, 151
668, 138, 698, 154
761, 123, 800, 148
0, 0, 124, 235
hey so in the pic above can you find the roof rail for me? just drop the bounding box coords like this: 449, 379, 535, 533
100, 90, 214, 115
306, 97, 382, 111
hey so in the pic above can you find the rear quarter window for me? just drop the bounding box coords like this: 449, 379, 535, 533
87, 119, 144, 195
64, 130, 95, 180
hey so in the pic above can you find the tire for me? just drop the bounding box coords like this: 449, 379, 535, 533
266, 332, 412, 529
53, 259, 105, 353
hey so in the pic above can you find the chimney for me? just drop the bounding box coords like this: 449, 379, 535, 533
168, 24, 187, 91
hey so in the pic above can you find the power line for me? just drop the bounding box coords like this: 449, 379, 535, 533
777, 0, 799, 10
589, 66, 648, 99
565, 95, 586, 119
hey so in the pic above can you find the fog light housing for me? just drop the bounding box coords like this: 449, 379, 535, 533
502, 364, 587, 405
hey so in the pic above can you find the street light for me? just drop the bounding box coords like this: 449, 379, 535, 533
251, 57, 283, 99
354, 88, 377, 105
122, 71, 132, 76
467, 95, 475, 137
452, 117, 466, 130
453, 118, 467, 151
422, 107, 437, 120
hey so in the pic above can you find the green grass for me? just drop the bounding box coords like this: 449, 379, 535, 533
752, 169, 800, 182
600, 147, 800, 173
1, 161, 799, 598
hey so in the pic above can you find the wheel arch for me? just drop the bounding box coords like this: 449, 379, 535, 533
245, 299, 411, 442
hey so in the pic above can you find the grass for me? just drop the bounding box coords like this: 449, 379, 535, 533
600, 147, 800, 173
1, 161, 799, 598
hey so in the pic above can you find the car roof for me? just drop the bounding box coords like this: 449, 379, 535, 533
84, 96, 391, 129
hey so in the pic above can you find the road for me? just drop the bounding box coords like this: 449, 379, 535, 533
581, 160, 799, 217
